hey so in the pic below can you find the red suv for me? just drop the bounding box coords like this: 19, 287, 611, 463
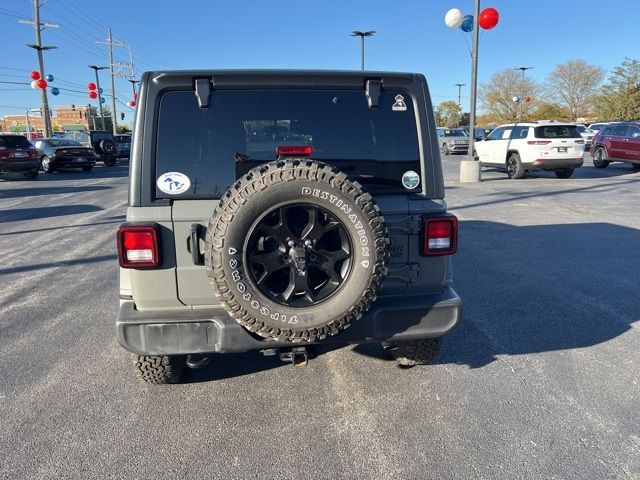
0, 134, 40, 179
591, 122, 640, 170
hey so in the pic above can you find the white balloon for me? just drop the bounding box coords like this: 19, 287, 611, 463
512, 96, 520, 103
30, 80, 38, 89
445, 8, 464, 28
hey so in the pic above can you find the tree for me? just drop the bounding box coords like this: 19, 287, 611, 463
530, 101, 571, 121
435, 100, 461, 126
545, 60, 604, 121
100, 105, 113, 132
479, 69, 540, 123
593, 57, 640, 120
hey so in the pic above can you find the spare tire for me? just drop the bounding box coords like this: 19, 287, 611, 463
205, 159, 388, 342
99, 138, 116, 155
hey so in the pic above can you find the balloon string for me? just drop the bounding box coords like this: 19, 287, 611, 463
459, 30, 472, 57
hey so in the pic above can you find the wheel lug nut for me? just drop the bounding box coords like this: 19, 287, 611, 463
304, 239, 312, 247
287, 240, 295, 247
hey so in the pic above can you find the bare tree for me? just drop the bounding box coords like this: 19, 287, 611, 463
479, 69, 540, 123
545, 60, 604, 121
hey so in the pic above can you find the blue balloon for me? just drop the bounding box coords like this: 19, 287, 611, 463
45, 74, 54, 82
50, 87, 60, 96
460, 14, 474, 32
100, 97, 106, 103
99, 87, 103, 94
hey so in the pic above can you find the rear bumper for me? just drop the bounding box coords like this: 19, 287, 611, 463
530, 158, 583, 170
116, 287, 463, 355
0, 159, 39, 172
51, 155, 97, 167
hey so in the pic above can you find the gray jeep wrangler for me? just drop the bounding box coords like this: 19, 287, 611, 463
117, 70, 462, 384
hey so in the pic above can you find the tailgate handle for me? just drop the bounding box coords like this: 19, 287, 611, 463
188, 224, 204, 265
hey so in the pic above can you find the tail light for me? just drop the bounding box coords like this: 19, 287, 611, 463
117, 225, 159, 268
422, 216, 458, 256
527, 140, 552, 145
575, 139, 585, 144
277, 146, 312, 157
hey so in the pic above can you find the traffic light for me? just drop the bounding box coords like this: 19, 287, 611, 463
120, 112, 125, 120
71, 104, 75, 111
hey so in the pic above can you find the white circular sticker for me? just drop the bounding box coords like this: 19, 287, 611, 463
157, 171, 191, 195
402, 170, 420, 190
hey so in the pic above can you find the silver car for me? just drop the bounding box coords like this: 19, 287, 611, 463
437, 127, 470, 155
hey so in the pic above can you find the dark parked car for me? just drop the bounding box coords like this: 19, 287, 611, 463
114, 134, 131, 158
0, 133, 39, 179
591, 122, 640, 170
33, 138, 98, 173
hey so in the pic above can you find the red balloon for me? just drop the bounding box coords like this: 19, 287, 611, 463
524, 96, 532, 104
129, 100, 136, 107
478, 7, 499, 30
87, 82, 97, 91
89, 91, 98, 99
36, 79, 47, 89
30, 70, 41, 80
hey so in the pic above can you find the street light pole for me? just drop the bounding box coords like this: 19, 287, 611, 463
515, 66, 532, 122
454, 83, 466, 127
89, 65, 108, 131
350, 31, 375, 71
459, 0, 482, 182
454, 83, 466, 108
127, 78, 140, 98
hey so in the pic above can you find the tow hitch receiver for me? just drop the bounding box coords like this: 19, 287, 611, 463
262, 347, 312, 367
281, 347, 309, 367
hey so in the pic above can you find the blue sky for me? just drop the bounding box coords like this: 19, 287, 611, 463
1, 0, 638, 123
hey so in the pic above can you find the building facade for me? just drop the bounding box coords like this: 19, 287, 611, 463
0, 105, 100, 134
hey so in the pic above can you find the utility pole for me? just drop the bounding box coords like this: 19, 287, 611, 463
89, 65, 108, 130
97, 28, 126, 134
25, 111, 32, 139
19, 0, 59, 138
350, 31, 375, 71
515, 67, 532, 122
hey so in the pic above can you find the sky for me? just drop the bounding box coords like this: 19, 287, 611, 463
1, 0, 639, 123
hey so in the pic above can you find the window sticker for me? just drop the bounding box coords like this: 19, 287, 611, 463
392, 94, 407, 111
402, 170, 420, 189
157, 171, 191, 195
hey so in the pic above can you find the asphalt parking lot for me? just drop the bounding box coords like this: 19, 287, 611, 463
1, 155, 638, 479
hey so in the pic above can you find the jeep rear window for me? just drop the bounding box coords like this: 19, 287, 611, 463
534, 126, 581, 139
155, 89, 421, 198
0, 136, 32, 148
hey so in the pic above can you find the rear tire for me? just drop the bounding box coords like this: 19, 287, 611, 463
592, 147, 610, 168
131, 354, 187, 384
385, 337, 443, 367
554, 169, 574, 179
506, 153, 525, 179
103, 157, 117, 167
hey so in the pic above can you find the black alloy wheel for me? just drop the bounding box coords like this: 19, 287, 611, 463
246, 204, 352, 308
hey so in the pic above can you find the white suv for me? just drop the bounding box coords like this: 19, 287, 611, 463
475, 122, 585, 179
